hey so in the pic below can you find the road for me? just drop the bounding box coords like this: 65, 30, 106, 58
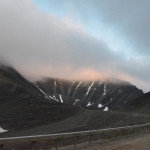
80, 133, 150, 150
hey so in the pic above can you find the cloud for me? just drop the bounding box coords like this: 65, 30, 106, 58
0, 0, 150, 92
67, 0, 150, 55
0, 0, 118, 70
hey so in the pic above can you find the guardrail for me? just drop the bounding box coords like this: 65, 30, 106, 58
0, 123, 150, 150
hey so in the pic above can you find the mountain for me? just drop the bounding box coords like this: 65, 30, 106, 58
0, 65, 147, 137
35, 78, 143, 110
115, 92, 150, 114
0, 65, 80, 132
0, 65, 44, 101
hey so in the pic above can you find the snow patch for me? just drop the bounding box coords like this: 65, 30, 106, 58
75, 99, 80, 102
103, 107, 109, 111
59, 94, 63, 103
53, 95, 59, 102
99, 82, 102, 85
36, 85, 50, 99
68, 82, 74, 95
36, 85, 46, 96
75, 82, 82, 90
68, 87, 71, 95
73, 99, 80, 105
98, 103, 103, 108
119, 90, 122, 93
48, 95, 55, 100
85, 82, 94, 96
0, 127, 7, 133
54, 81, 56, 86
87, 102, 94, 107
103, 84, 107, 96
45, 96, 49, 99
48, 95, 59, 102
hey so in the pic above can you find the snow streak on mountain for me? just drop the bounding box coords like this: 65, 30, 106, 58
35, 78, 143, 110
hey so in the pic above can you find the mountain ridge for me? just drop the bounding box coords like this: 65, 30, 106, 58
35, 77, 143, 110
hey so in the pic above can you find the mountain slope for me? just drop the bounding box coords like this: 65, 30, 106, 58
35, 78, 143, 110
0, 65, 43, 102
115, 92, 150, 113
0, 65, 80, 132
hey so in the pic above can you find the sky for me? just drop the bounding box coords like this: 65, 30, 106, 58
0, 0, 150, 92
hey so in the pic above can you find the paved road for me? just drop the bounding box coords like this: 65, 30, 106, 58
80, 133, 150, 150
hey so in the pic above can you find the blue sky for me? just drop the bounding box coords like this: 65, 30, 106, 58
0, 0, 150, 92
32, 0, 69, 17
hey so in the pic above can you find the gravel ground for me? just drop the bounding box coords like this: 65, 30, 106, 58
78, 133, 150, 150
2, 110, 150, 138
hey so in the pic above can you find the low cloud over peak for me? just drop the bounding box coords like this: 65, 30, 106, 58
0, 0, 150, 92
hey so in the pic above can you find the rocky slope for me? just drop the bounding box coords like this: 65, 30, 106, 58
114, 92, 150, 114
35, 78, 143, 110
